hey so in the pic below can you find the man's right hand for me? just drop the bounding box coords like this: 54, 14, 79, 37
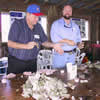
53, 43, 64, 55
26, 41, 38, 49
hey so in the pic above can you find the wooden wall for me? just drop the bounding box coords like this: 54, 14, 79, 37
47, 6, 100, 43
0, 3, 100, 59
0, 2, 100, 43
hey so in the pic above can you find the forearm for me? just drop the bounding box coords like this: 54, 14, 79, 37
42, 41, 54, 48
42, 41, 64, 55
59, 39, 76, 46
8, 40, 27, 49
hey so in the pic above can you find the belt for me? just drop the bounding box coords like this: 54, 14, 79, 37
64, 48, 76, 53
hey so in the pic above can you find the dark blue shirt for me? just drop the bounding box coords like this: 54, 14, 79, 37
8, 18, 48, 60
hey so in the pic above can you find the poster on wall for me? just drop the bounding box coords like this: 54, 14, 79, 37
72, 18, 89, 41
9, 11, 26, 25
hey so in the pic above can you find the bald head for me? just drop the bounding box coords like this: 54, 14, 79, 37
62, 5, 72, 20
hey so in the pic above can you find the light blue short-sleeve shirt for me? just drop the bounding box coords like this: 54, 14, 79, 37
50, 18, 81, 51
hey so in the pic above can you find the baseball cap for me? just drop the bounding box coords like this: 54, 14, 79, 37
26, 4, 44, 16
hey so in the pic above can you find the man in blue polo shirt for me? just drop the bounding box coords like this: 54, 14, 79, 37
50, 4, 84, 69
7, 4, 63, 75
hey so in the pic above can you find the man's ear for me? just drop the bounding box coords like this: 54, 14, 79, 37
26, 12, 31, 16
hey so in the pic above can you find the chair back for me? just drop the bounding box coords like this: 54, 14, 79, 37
0, 57, 8, 75
75, 48, 85, 65
37, 49, 52, 70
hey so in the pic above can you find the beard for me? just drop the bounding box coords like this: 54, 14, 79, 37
63, 15, 72, 20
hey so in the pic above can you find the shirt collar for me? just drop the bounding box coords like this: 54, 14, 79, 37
62, 17, 72, 28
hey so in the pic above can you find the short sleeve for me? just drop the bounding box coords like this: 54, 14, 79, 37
8, 20, 20, 42
50, 22, 61, 43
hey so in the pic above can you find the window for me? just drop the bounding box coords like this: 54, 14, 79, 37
39, 16, 47, 35
1, 12, 10, 42
72, 18, 89, 41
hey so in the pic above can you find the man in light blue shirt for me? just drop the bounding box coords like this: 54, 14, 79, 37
50, 4, 84, 68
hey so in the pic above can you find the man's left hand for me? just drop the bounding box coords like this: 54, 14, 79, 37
78, 42, 84, 49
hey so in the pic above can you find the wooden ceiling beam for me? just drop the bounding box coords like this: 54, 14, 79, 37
95, 12, 100, 16
73, 8, 93, 16
56, 0, 68, 7
90, 4, 100, 10
24, 0, 30, 4
73, 7, 100, 16
72, 0, 85, 7
80, 0, 100, 9
24, 0, 39, 5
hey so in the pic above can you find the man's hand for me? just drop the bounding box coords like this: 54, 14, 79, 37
77, 42, 84, 49
42, 41, 64, 54
26, 41, 39, 49
53, 43, 64, 55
